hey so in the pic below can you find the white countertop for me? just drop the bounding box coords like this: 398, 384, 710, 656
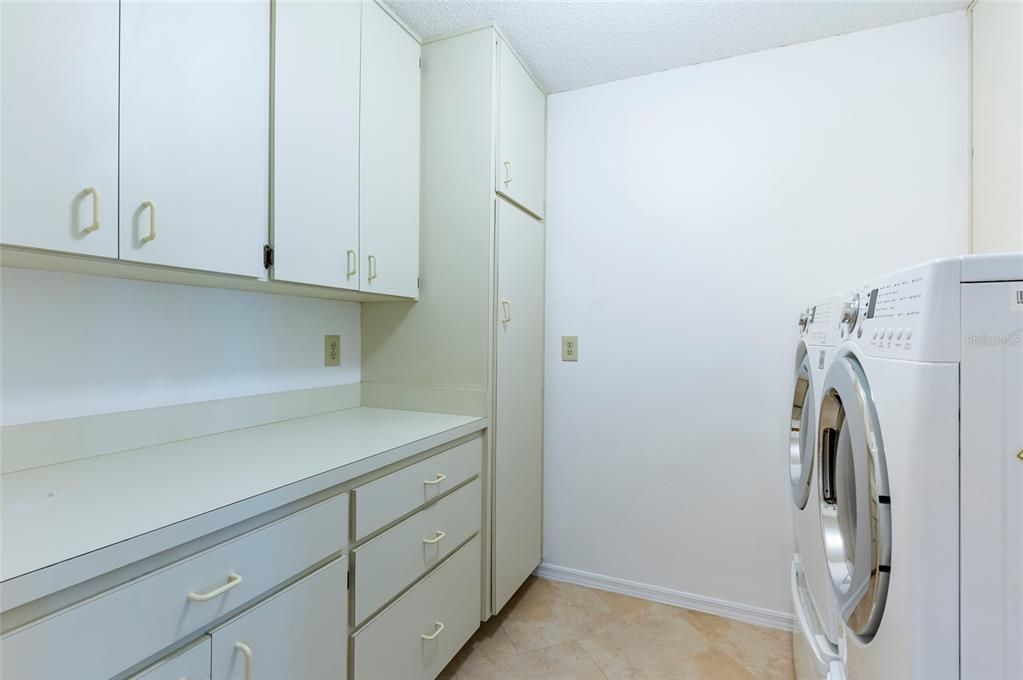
1, 407, 484, 609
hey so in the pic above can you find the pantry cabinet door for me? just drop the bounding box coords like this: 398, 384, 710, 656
1, 1, 118, 257
210, 556, 347, 680
496, 40, 546, 219
119, 1, 269, 277
273, 0, 361, 289
493, 198, 545, 612
359, 1, 420, 299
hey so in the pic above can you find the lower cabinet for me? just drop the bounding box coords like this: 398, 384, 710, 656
132, 638, 211, 680
354, 536, 481, 680
209, 556, 348, 680
3, 441, 488, 680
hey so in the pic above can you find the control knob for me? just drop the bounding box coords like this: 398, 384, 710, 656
840, 294, 860, 331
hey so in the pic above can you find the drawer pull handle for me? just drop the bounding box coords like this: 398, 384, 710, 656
234, 642, 253, 680
368, 254, 378, 282
503, 160, 512, 185
188, 572, 242, 602
423, 530, 446, 545
423, 473, 447, 486
421, 621, 445, 641
81, 187, 101, 234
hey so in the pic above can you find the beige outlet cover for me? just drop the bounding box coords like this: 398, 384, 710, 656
324, 335, 341, 366
562, 336, 578, 361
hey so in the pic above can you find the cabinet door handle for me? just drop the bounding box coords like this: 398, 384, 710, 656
423, 530, 446, 545
234, 642, 253, 680
501, 299, 512, 324
368, 254, 378, 282
421, 621, 445, 641
187, 572, 242, 602
347, 249, 357, 280
423, 473, 447, 486
140, 201, 157, 244
81, 187, 100, 234
503, 160, 512, 185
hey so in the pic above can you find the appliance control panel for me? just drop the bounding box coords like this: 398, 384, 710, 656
803, 296, 841, 347
839, 259, 961, 362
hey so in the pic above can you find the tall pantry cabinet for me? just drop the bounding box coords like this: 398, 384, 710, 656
362, 27, 546, 616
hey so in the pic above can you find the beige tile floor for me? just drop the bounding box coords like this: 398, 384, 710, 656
441, 577, 795, 680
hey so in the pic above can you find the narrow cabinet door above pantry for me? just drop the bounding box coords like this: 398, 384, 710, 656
272, 0, 361, 290
496, 40, 546, 219
359, 1, 421, 299
119, 1, 269, 278
0, 0, 118, 258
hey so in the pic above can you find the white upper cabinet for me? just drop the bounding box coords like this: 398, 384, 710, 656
273, 0, 361, 290
119, 1, 269, 278
359, 1, 421, 298
1, 1, 119, 257
496, 40, 546, 219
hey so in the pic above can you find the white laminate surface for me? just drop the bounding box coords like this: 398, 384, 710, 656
1, 407, 484, 607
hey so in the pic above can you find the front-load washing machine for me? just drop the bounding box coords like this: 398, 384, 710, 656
818, 254, 1021, 679
791, 295, 843, 680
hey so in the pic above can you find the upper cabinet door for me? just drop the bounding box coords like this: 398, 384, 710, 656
119, 1, 269, 278
1, 1, 118, 257
359, 1, 421, 299
496, 40, 546, 219
273, 0, 361, 290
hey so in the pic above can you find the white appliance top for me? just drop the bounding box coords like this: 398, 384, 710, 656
960, 253, 1023, 283
835, 254, 1023, 363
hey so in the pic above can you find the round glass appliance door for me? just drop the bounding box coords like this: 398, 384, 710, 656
790, 351, 815, 510
818, 353, 891, 642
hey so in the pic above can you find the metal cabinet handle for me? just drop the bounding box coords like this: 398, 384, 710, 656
234, 642, 253, 680
140, 201, 157, 244
503, 160, 512, 185
422, 530, 446, 545
347, 249, 357, 280
81, 187, 100, 234
423, 473, 446, 486
501, 299, 512, 324
367, 254, 378, 282
421, 621, 445, 641
187, 572, 242, 602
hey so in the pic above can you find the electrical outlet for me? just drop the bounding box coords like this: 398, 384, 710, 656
324, 335, 341, 367
562, 336, 578, 362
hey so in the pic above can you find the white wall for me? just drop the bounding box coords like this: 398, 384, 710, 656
972, 0, 1022, 254
0, 268, 361, 425
544, 12, 968, 616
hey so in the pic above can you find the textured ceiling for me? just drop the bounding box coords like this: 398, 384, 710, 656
388, 0, 968, 93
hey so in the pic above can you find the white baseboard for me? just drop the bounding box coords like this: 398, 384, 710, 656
534, 562, 794, 632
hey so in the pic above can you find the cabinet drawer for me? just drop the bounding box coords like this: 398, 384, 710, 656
354, 438, 481, 539
354, 479, 480, 623
0, 494, 347, 680
131, 638, 211, 680
354, 536, 481, 680
210, 556, 347, 680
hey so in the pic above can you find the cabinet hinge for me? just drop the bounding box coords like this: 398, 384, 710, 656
263, 244, 274, 270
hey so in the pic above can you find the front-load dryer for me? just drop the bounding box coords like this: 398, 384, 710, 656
820, 254, 1022, 679
791, 296, 843, 680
